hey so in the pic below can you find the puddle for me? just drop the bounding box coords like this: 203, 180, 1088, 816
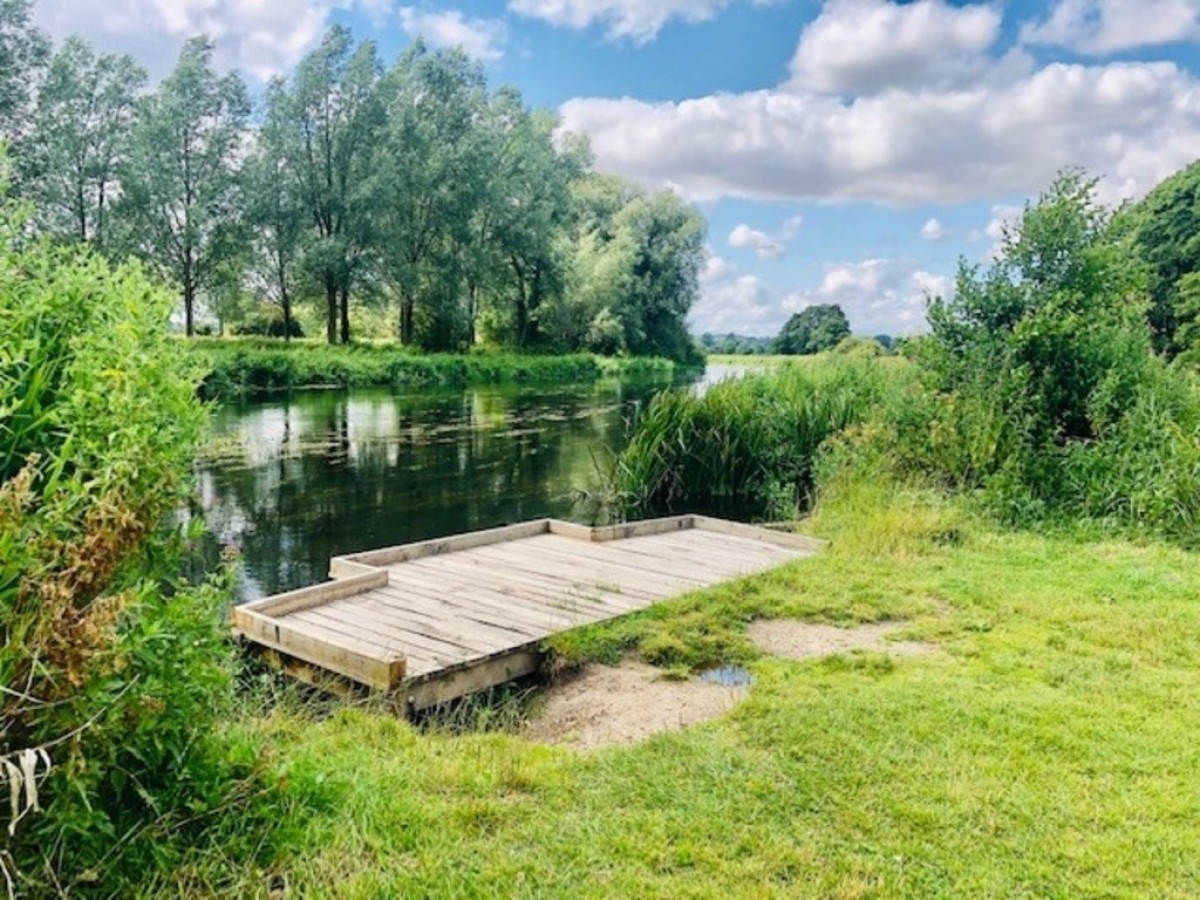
698, 666, 754, 687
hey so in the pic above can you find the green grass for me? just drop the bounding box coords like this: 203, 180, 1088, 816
145, 479, 1200, 898
189, 339, 681, 401
706, 353, 793, 366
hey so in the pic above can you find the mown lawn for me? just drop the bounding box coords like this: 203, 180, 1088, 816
156, 487, 1200, 898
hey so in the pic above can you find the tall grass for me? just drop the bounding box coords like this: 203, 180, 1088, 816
611, 358, 911, 520
192, 341, 680, 401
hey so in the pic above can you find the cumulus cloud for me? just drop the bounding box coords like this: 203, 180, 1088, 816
1022, 0, 1200, 55
920, 217, 948, 241
728, 224, 783, 260
560, 60, 1200, 207
689, 272, 780, 336
782, 259, 950, 336
788, 0, 1007, 95
691, 252, 945, 337
398, 8, 508, 61
508, 0, 775, 43
727, 214, 803, 260
33, 0, 336, 80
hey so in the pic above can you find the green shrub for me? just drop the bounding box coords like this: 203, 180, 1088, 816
0, 184, 252, 891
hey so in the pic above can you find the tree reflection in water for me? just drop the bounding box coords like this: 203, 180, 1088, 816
193, 380, 667, 602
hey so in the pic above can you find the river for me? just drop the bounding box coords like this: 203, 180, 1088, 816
195, 369, 741, 602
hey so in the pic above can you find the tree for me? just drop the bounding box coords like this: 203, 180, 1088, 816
562, 175, 705, 361
244, 78, 307, 341
927, 170, 1148, 447
24, 37, 145, 246
377, 43, 487, 348
1116, 157, 1200, 356
484, 98, 581, 349
120, 37, 249, 336
0, 0, 47, 139
773, 304, 850, 355
277, 26, 383, 344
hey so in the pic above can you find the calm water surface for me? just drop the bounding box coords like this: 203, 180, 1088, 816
197, 376, 700, 602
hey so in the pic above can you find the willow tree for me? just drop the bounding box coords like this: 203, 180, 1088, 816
271, 25, 384, 344
376, 43, 488, 348
120, 37, 249, 336
0, 0, 47, 138
24, 37, 145, 246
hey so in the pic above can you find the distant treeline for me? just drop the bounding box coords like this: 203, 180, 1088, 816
0, 4, 706, 361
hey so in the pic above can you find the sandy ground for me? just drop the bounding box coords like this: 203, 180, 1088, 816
523, 620, 934, 750
746, 619, 934, 661
521, 661, 749, 750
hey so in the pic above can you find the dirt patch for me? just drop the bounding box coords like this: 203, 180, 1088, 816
523, 623, 934, 750
523, 661, 748, 750
748, 619, 934, 660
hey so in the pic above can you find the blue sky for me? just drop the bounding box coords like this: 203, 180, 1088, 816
31, 0, 1200, 337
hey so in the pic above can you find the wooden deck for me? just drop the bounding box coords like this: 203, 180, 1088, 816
232, 516, 825, 711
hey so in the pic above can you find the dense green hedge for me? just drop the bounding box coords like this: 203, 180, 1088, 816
191, 341, 682, 401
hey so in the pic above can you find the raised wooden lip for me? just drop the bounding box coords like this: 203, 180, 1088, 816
231, 515, 827, 696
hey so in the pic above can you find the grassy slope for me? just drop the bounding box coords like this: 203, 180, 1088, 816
159, 480, 1200, 898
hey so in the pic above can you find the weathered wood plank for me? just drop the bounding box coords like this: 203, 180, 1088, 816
524, 536, 715, 589
370, 584, 558, 639
623, 529, 801, 572
434, 546, 651, 611
328, 557, 385, 580
405, 649, 543, 712
584, 516, 696, 543
232, 607, 405, 690
690, 515, 828, 552
382, 565, 596, 629
297, 604, 483, 660
343, 520, 552, 567
240, 569, 389, 617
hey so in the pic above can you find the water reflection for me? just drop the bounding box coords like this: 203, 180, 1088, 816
195, 380, 668, 601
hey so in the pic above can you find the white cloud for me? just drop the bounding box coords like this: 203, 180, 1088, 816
508, 0, 775, 43
788, 0, 1007, 95
984, 204, 1022, 243
33, 0, 337, 80
691, 252, 946, 337
701, 248, 734, 283
689, 273, 779, 336
1022, 0, 1200, 55
398, 8, 508, 61
779, 214, 803, 240
783, 258, 949, 336
920, 217, 948, 241
560, 60, 1200, 207
727, 213, 804, 260
728, 224, 780, 260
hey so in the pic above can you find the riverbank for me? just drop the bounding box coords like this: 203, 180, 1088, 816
192, 340, 684, 401
146, 479, 1200, 897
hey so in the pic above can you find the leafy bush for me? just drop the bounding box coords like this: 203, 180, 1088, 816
882, 171, 1200, 541
0, 183, 250, 891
